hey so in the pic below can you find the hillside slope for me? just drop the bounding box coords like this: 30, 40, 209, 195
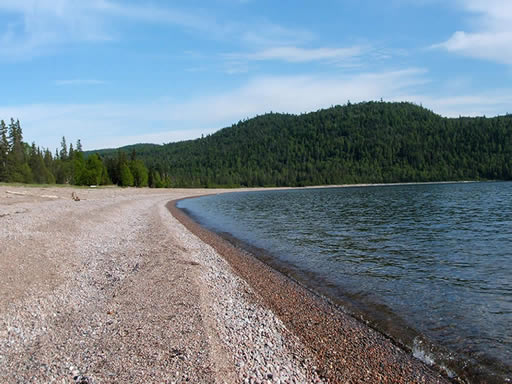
92, 102, 512, 187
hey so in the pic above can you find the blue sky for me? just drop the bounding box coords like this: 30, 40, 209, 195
0, 0, 511, 150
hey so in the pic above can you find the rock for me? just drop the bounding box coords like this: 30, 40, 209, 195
73, 375, 91, 384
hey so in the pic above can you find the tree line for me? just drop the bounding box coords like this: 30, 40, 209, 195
5, 101, 512, 188
97, 101, 512, 187
0, 118, 150, 187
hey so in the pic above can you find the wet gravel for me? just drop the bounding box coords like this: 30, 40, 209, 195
170, 199, 452, 384
0, 185, 453, 383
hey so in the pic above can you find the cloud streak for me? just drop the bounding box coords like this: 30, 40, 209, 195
0, 0, 114, 58
225, 46, 365, 64
434, 0, 512, 64
2, 68, 511, 150
0, 69, 445, 150
0, 0, 228, 58
0, 0, 315, 61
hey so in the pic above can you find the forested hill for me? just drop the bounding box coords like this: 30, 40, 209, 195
91, 143, 161, 158
93, 102, 512, 187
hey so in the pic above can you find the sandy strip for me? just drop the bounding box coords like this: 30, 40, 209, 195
0, 185, 450, 383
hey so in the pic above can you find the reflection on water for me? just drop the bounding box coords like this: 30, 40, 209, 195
178, 182, 512, 383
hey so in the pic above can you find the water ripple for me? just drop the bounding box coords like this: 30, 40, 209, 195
178, 182, 512, 382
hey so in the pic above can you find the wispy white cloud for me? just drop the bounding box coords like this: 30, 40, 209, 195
99, 2, 228, 36
240, 22, 314, 47
223, 61, 250, 74
225, 46, 365, 64
55, 79, 106, 86
434, 0, 512, 64
3, 68, 509, 150
0, 69, 428, 149
222, 44, 403, 74
0, 0, 317, 66
0, 0, 115, 57
408, 92, 512, 117
0, 0, 228, 58
173, 69, 429, 122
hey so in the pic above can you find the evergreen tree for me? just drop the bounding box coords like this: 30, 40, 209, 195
29, 143, 54, 184
71, 151, 86, 185
100, 164, 111, 185
81, 154, 104, 185
69, 143, 74, 160
43, 149, 53, 169
101, 149, 150, 187
119, 162, 134, 186
130, 160, 148, 187
60, 136, 68, 160
104, 157, 119, 185
8, 119, 23, 161
6, 119, 27, 182
76, 139, 83, 152
149, 169, 164, 188
0, 120, 8, 181
54, 159, 72, 184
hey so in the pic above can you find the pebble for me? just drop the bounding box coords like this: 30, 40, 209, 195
0, 187, 449, 384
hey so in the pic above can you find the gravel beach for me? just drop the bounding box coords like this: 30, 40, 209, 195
0, 185, 450, 383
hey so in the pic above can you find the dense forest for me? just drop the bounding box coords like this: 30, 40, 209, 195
0, 118, 149, 187
4, 102, 512, 188
94, 101, 512, 187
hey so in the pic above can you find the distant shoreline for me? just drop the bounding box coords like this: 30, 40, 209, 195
303, 180, 482, 188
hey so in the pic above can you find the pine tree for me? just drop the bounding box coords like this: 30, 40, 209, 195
44, 149, 53, 169
82, 154, 103, 185
150, 170, 163, 188
130, 160, 148, 187
8, 119, 22, 158
100, 164, 111, 185
7, 118, 27, 182
60, 136, 68, 160
71, 151, 85, 185
0, 120, 8, 181
119, 162, 134, 187
69, 143, 74, 160
115, 150, 128, 185
29, 143, 52, 184
76, 139, 83, 152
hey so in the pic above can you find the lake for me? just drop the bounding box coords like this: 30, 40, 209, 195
177, 182, 512, 383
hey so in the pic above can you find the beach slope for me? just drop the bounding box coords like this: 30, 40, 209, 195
0, 186, 448, 383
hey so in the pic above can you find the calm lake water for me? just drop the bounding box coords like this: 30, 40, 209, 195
177, 182, 512, 383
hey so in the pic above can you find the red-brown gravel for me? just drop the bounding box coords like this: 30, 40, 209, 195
169, 199, 452, 384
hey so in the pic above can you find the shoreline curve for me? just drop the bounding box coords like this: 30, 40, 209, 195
168, 197, 452, 384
